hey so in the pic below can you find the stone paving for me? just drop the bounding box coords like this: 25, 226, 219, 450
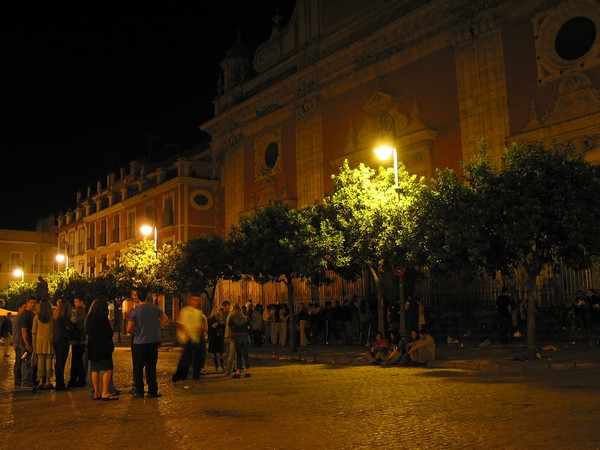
1, 335, 599, 450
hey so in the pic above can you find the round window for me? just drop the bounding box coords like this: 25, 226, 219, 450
265, 142, 279, 169
555, 16, 596, 61
189, 189, 214, 211
194, 194, 209, 206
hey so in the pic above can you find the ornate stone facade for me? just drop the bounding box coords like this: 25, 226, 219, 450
203, 0, 600, 233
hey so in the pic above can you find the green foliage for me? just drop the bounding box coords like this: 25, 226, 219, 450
460, 140, 600, 277
1, 282, 35, 310
108, 239, 163, 293
229, 201, 324, 284
173, 234, 236, 303
323, 160, 422, 275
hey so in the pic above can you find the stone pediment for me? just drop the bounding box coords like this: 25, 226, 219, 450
252, 176, 296, 209
337, 86, 436, 177
526, 73, 600, 129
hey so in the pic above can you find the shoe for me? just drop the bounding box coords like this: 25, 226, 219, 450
93, 396, 102, 401
101, 395, 119, 401
55, 385, 69, 392
147, 392, 162, 398
132, 393, 145, 399
232, 373, 241, 379
244, 373, 251, 378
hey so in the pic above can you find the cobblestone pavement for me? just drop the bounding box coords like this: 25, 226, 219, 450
1, 339, 600, 450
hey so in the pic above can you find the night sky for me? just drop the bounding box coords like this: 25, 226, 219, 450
2, 1, 296, 230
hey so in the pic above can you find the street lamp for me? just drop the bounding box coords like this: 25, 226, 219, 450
13, 260, 24, 282
374, 144, 407, 338
140, 207, 157, 255
56, 240, 70, 271
374, 145, 399, 191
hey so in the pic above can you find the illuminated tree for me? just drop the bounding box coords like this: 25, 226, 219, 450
229, 201, 329, 351
322, 160, 424, 334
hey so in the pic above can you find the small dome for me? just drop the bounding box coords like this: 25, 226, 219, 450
224, 30, 251, 60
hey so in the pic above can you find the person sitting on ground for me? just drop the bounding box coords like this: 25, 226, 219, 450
407, 329, 436, 365
382, 329, 403, 365
365, 331, 389, 364
396, 330, 419, 366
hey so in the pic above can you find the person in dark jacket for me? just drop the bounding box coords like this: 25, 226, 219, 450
86, 297, 117, 401
52, 298, 73, 391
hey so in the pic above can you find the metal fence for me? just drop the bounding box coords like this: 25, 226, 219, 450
211, 262, 600, 315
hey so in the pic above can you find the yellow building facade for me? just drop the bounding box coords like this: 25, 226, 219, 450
0, 218, 55, 291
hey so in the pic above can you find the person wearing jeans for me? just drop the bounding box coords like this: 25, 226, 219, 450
127, 287, 169, 398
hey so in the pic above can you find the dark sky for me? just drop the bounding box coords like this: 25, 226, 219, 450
2, 1, 296, 230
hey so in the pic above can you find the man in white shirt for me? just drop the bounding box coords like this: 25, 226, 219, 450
172, 294, 207, 383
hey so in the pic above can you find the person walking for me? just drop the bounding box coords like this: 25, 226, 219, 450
127, 286, 170, 398
172, 294, 207, 383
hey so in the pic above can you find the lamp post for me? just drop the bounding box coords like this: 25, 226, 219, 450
374, 144, 407, 338
56, 240, 70, 271
374, 145, 399, 192
13, 260, 24, 283
140, 207, 158, 255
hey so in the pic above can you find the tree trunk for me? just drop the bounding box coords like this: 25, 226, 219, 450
368, 266, 385, 334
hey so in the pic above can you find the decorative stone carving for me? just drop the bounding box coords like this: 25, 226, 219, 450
252, 175, 296, 208
448, 0, 499, 20
533, 0, 600, 86
336, 86, 437, 177
533, 73, 600, 126
254, 130, 282, 180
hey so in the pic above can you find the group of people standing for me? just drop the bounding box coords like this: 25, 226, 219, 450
172, 297, 253, 382
11, 296, 85, 392
9, 285, 171, 402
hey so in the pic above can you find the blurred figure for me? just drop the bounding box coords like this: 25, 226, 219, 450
172, 294, 207, 383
